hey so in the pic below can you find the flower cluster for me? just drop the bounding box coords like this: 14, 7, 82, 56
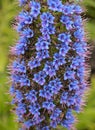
47, 0, 63, 12
11, 60, 30, 87
39, 78, 62, 99
10, 0, 90, 130
33, 71, 47, 85
40, 12, 55, 39
28, 12, 55, 71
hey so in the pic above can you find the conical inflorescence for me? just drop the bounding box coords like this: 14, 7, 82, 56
10, 0, 90, 130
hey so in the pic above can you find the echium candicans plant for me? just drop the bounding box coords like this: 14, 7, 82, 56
9, 0, 91, 129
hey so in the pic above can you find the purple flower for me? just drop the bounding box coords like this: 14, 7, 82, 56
11, 74, 30, 87
39, 78, 62, 99
50, 108, 62, 120
33, 71, 46, 85
10, 84, 15, 96
61, 109, 75, 129
12, 60, 26, 73
15, 90, 23, 103
30, 1, 41, 18
70, 56, 85, 69
64, 69, 75, 80
53, 53, 66, 69
68, 80, 79, 91
42, 126, 50, 130
36, 50, 50, 61
73, 42, 87, 55
62, 4, 75, 15
59, 44, 70, 57
24, 120, 33, 129
42, 101, 55, 111
73, 15, 82, 28
60, 15, 73, 30
47, 0, 63, 12
74, 5, 83, 14
50, 120, 58, 128
14, 37, 28, 55
58, 33, 71, 43
18, 11, 33, 25
74, 29, 84, 40
36, 40, 50, 51
16, 103, 26, 117
28, 59, 41, 70
43, 61, 56, 77
29, 103, 41, 116
25, 90, 37, 103
40, 12, 55, 25
22, 28, 34, 38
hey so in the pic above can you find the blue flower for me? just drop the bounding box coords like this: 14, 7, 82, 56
39, 78, 62, 99
24, 120, 33, 129
15, 90, 23, 103
42, 126, 50, 130
10, 84, 15, 96
60, 15, 73, 30
73, 15, 82, 28
22, 28, 34, 38
59, 44, 70, 57
77, 66, 85, 80
43, 61, 56, 77
40, 27, 49, 35
68, 80, 79, 91
11, 74, 30, 87
73, 42, 87, 55
36, 50, 50, 61
47, 0, 63, 12
33, 71, 46, 85
35, 39, 50, 51
60, 91, 81, 107
25, 90, 37, 103
15, 37, 28, 55
18, 11, 33, 25
50, 120, 58, 128
60, 15, 71, 24
70, 56, 84, 69
15, 42, 27, 55
28, 59, 41, 70
62, 4, 75, 15
61, 109, 75, 129
50, 108, 62, 120
29, 103, 41, 116
42, 101, 55, 111
74, 29, 84, 40
74, 5, 83, 14
53, 53, 66, 69
40, 12, 55, 25
64, 69, 75, 80
16, 22, 25, 32
30, 1, 41, 18
58, 33, 71, 43
16, 103, 26, 116
31, 115, 44, 126
39, 87, 53, 100
12, 60, 26, 73
48, 24, 56, 34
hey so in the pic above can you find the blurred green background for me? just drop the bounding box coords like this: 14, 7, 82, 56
0, 0, 95, 130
